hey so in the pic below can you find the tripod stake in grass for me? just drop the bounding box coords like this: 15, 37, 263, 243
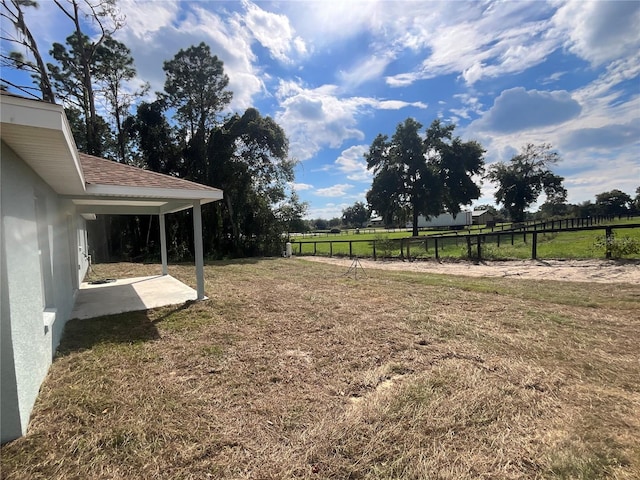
344, 257, 366, 279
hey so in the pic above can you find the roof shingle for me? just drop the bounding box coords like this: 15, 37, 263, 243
79, 153, 220, 193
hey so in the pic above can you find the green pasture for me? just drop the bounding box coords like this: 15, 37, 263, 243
291, 220, 640, 260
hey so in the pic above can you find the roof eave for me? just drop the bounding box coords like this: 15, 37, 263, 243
0, 95, 86, 195
85, 183, 223, 201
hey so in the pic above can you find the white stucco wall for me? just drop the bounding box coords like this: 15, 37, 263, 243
1, 141, 86, 443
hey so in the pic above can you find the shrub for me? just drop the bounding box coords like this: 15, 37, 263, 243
373, 235, 396, 258
593, 235, 640, 259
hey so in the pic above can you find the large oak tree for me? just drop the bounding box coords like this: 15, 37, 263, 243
366, 118, 485, 235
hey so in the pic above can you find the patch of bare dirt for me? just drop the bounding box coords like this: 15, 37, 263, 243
300, 256, 640, 283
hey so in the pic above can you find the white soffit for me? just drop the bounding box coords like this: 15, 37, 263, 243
0, 95, 85, 195
84, 184, 223, 202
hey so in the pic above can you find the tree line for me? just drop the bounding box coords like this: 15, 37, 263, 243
335, 123, 638, 231
1, 0, 306, 260
334, 186, 640, 231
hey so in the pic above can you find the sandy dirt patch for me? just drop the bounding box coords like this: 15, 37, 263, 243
300, 256, 640, 284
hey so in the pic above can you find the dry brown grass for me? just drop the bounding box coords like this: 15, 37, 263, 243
2, 258, 639, 479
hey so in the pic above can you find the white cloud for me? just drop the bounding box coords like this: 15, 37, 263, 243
334, 145, 371, 182
541, 71, 568, 85
118, 0, 180, 41
282, 1, 386, 47
275, 82, 364, 161
241, 0, 306, 63
551, 0, 640, 66
472, 87, 581, 133
339, 54, 394, 87
560, 123, 640, 151
116, 2, 264, 111
291, 182, 314, 191
275, 80, 426, 161
385, 1, 560, 87
304, 203, 350, 220
562, 152, 640, 205
376, 100, 427, 110
449, 94, 483, 120
315, 183, 354, 197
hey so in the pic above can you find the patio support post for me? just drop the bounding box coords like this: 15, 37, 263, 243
192, 200, 205, 300
159, 213, 168, 276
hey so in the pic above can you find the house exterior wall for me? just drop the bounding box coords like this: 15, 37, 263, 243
1, 141, 88, 443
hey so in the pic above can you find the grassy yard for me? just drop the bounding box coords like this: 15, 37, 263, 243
2, 259, 639, 479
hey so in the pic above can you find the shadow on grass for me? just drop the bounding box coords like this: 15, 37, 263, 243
57, 310, 160, 357
150, 301, 195, 325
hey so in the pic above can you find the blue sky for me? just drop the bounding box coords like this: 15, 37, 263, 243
3, 0, 639, 219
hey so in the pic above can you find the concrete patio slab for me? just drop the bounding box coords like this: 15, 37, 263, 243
71, 275, 198, 320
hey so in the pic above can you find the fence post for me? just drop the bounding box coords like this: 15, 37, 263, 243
532, 232, 538, 259
406, 239, 411, 260
497, 233, 501, 248
605, 227, 613, 259
466, 236, 472, 258
314, 242, 317, 255
476, 235, 482, 260
373, 240, 377, 261
329, 242, 333, 257
400, 238, 404, 260
435, 238, 439, 259
349, 241, 353, 258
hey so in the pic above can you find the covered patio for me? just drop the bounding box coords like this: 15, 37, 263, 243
69, 153, 223, 315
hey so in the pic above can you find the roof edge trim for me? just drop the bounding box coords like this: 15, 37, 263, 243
85, 183, 224, 200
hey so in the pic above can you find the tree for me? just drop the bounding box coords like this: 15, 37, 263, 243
366, 118, 484, 236
570, 200, 597, 218
206, 108, 293, 254
277, 192, 309, 236
342, 202, 369, 227
1, 0, 55, 101
156, 44, 296, 257
426, 120, 485, 219
127, 100, 179, 172
161, 42, 233, 185
94, 36, 148, 162
594, 189, 632, 216
47, 0, 123, 156
162, 42, 232, 140
487, 143, 566, 223
634, 187, 640, 213
536, 201, 569, 220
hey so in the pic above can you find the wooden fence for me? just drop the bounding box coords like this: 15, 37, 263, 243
295, 215, 635, 238
291, 222, 640, 261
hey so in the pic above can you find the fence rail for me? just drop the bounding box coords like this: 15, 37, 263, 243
294, 215, 636, 238
291, 222, 640, 261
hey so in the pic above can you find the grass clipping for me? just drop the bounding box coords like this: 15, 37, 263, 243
2, 258, 639, 479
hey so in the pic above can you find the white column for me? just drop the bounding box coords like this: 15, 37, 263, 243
192, 200, 205, 300
159, 213, 168, 276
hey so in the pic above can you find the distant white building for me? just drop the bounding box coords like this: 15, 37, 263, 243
406, 211, 472, 229
367, 216, 385, 227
